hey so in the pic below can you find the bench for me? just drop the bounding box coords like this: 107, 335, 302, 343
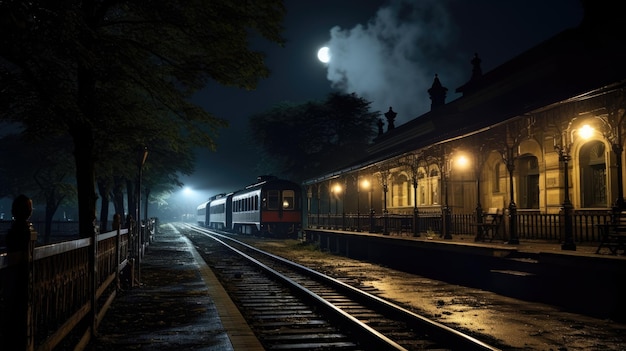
596, 210, 626, 255
473, 208, 503, 242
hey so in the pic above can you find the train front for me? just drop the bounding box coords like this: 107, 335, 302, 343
260, 179, 302, 238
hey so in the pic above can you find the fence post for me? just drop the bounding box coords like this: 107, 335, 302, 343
89, 219, 99, 340
5, 195, 37, 351
113, 214, 121, 290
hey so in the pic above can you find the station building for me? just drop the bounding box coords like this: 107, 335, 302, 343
303, 2, 626, 250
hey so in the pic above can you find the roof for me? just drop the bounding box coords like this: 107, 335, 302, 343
303, 4, 626, 185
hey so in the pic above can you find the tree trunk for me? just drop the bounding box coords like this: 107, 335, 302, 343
71, 122, 97, 238
97, 179, 111, 232
113, 176, 126, 223
126, 179, 136, 224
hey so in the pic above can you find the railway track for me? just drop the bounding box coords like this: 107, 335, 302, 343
179, 224, 501, 351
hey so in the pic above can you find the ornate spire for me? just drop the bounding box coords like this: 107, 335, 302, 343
471, 53, 482, 81
377, 118, 384, 137
427, 74, 448, 110
384, 107, 397, 131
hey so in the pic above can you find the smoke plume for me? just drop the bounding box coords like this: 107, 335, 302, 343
325, 0, 467, 126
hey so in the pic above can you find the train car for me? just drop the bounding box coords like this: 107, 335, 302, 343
196, 176, 302, 238
231, 176, 302, 237
196, 200, 209, 226
207, 193, 233, 230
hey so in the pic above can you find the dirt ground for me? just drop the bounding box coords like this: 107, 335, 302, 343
247, 238, 626, 351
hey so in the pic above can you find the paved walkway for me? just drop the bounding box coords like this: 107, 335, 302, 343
88, 224, 263, 351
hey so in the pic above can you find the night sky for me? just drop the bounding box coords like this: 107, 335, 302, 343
180, 0, 584, 204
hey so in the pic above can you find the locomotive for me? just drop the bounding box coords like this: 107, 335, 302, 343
197, 176, 302, 238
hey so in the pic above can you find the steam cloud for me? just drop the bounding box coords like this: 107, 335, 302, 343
325, 0, 467, 126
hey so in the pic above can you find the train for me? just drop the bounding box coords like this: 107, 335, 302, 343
197, 176, 302, 238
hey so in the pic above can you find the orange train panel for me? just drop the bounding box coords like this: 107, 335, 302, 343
261, 211, 301, 223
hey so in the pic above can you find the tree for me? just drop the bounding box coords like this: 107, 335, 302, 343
249, 92, 380, 182
0, 134, 77, 242
0, 1, 285, 237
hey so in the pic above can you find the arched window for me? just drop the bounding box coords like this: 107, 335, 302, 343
393, 174, 409, 207
418, 170, 426, 205
517, 155, 539, 209
580, 141, 607, 208
493, 162, 502, 193
430, 168, 440, 205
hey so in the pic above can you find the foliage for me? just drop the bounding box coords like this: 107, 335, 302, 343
249, 92, 380, 182
0, 133, 77, 241
0, 0, 286, 235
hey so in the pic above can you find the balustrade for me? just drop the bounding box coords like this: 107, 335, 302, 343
308, 210, 611, 243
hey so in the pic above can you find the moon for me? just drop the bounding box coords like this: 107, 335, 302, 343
317, 47, 330, 63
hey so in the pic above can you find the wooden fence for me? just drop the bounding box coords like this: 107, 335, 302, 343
307, 209, 612, 243
0, 219, 155, 350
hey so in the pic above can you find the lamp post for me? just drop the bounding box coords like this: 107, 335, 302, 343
136, 146, 148, 284
399, 153, 422, 237
441, 151, 452, 239
316, 184, 321, 229
412, 175, 420, 237
554, 134, 575, 251
613, 141, 625, 210
498, 124, 520, 245
307, 186, 312, 228
332, 183, 342, 229
327, 181, 332, 228
378, 169, 390, 235
554, 123, 594, 250
473, 151, 485, 242
356, 176, 361, 232
362, 179, 373, 232
504, 147, 519, 245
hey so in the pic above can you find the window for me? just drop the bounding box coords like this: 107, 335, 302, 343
283, 190, 295, 210
494, 162, 502, 193
517, 155, 539, 209
267, 190, 279, 210
430, 168, 439, 205
393, 174, 408, 207
580, 141, 607, 207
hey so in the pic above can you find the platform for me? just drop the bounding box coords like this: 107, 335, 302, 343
88, 223, 263, 351
90, 225, 626, 350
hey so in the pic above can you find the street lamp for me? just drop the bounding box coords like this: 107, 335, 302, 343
441, 151, 453, 239
361, 179, 373, 232
377, 168, 391, 235
316, 184, 321, 228
307, 186, 312, 228
554, 124, 592, 251
356, 176, 361, 232
399, 153, 423, 237
469, 147, 486, 242
332, 183, 342, 229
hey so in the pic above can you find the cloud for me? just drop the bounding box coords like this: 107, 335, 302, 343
325, 0, 466, 126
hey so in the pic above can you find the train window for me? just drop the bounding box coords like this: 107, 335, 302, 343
255, 195, 259, 210
268, 190, 279, 210
283, 190, 295, 210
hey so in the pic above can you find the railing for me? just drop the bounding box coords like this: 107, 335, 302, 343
307, 210, 612, 243
0, 220, 154, 351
